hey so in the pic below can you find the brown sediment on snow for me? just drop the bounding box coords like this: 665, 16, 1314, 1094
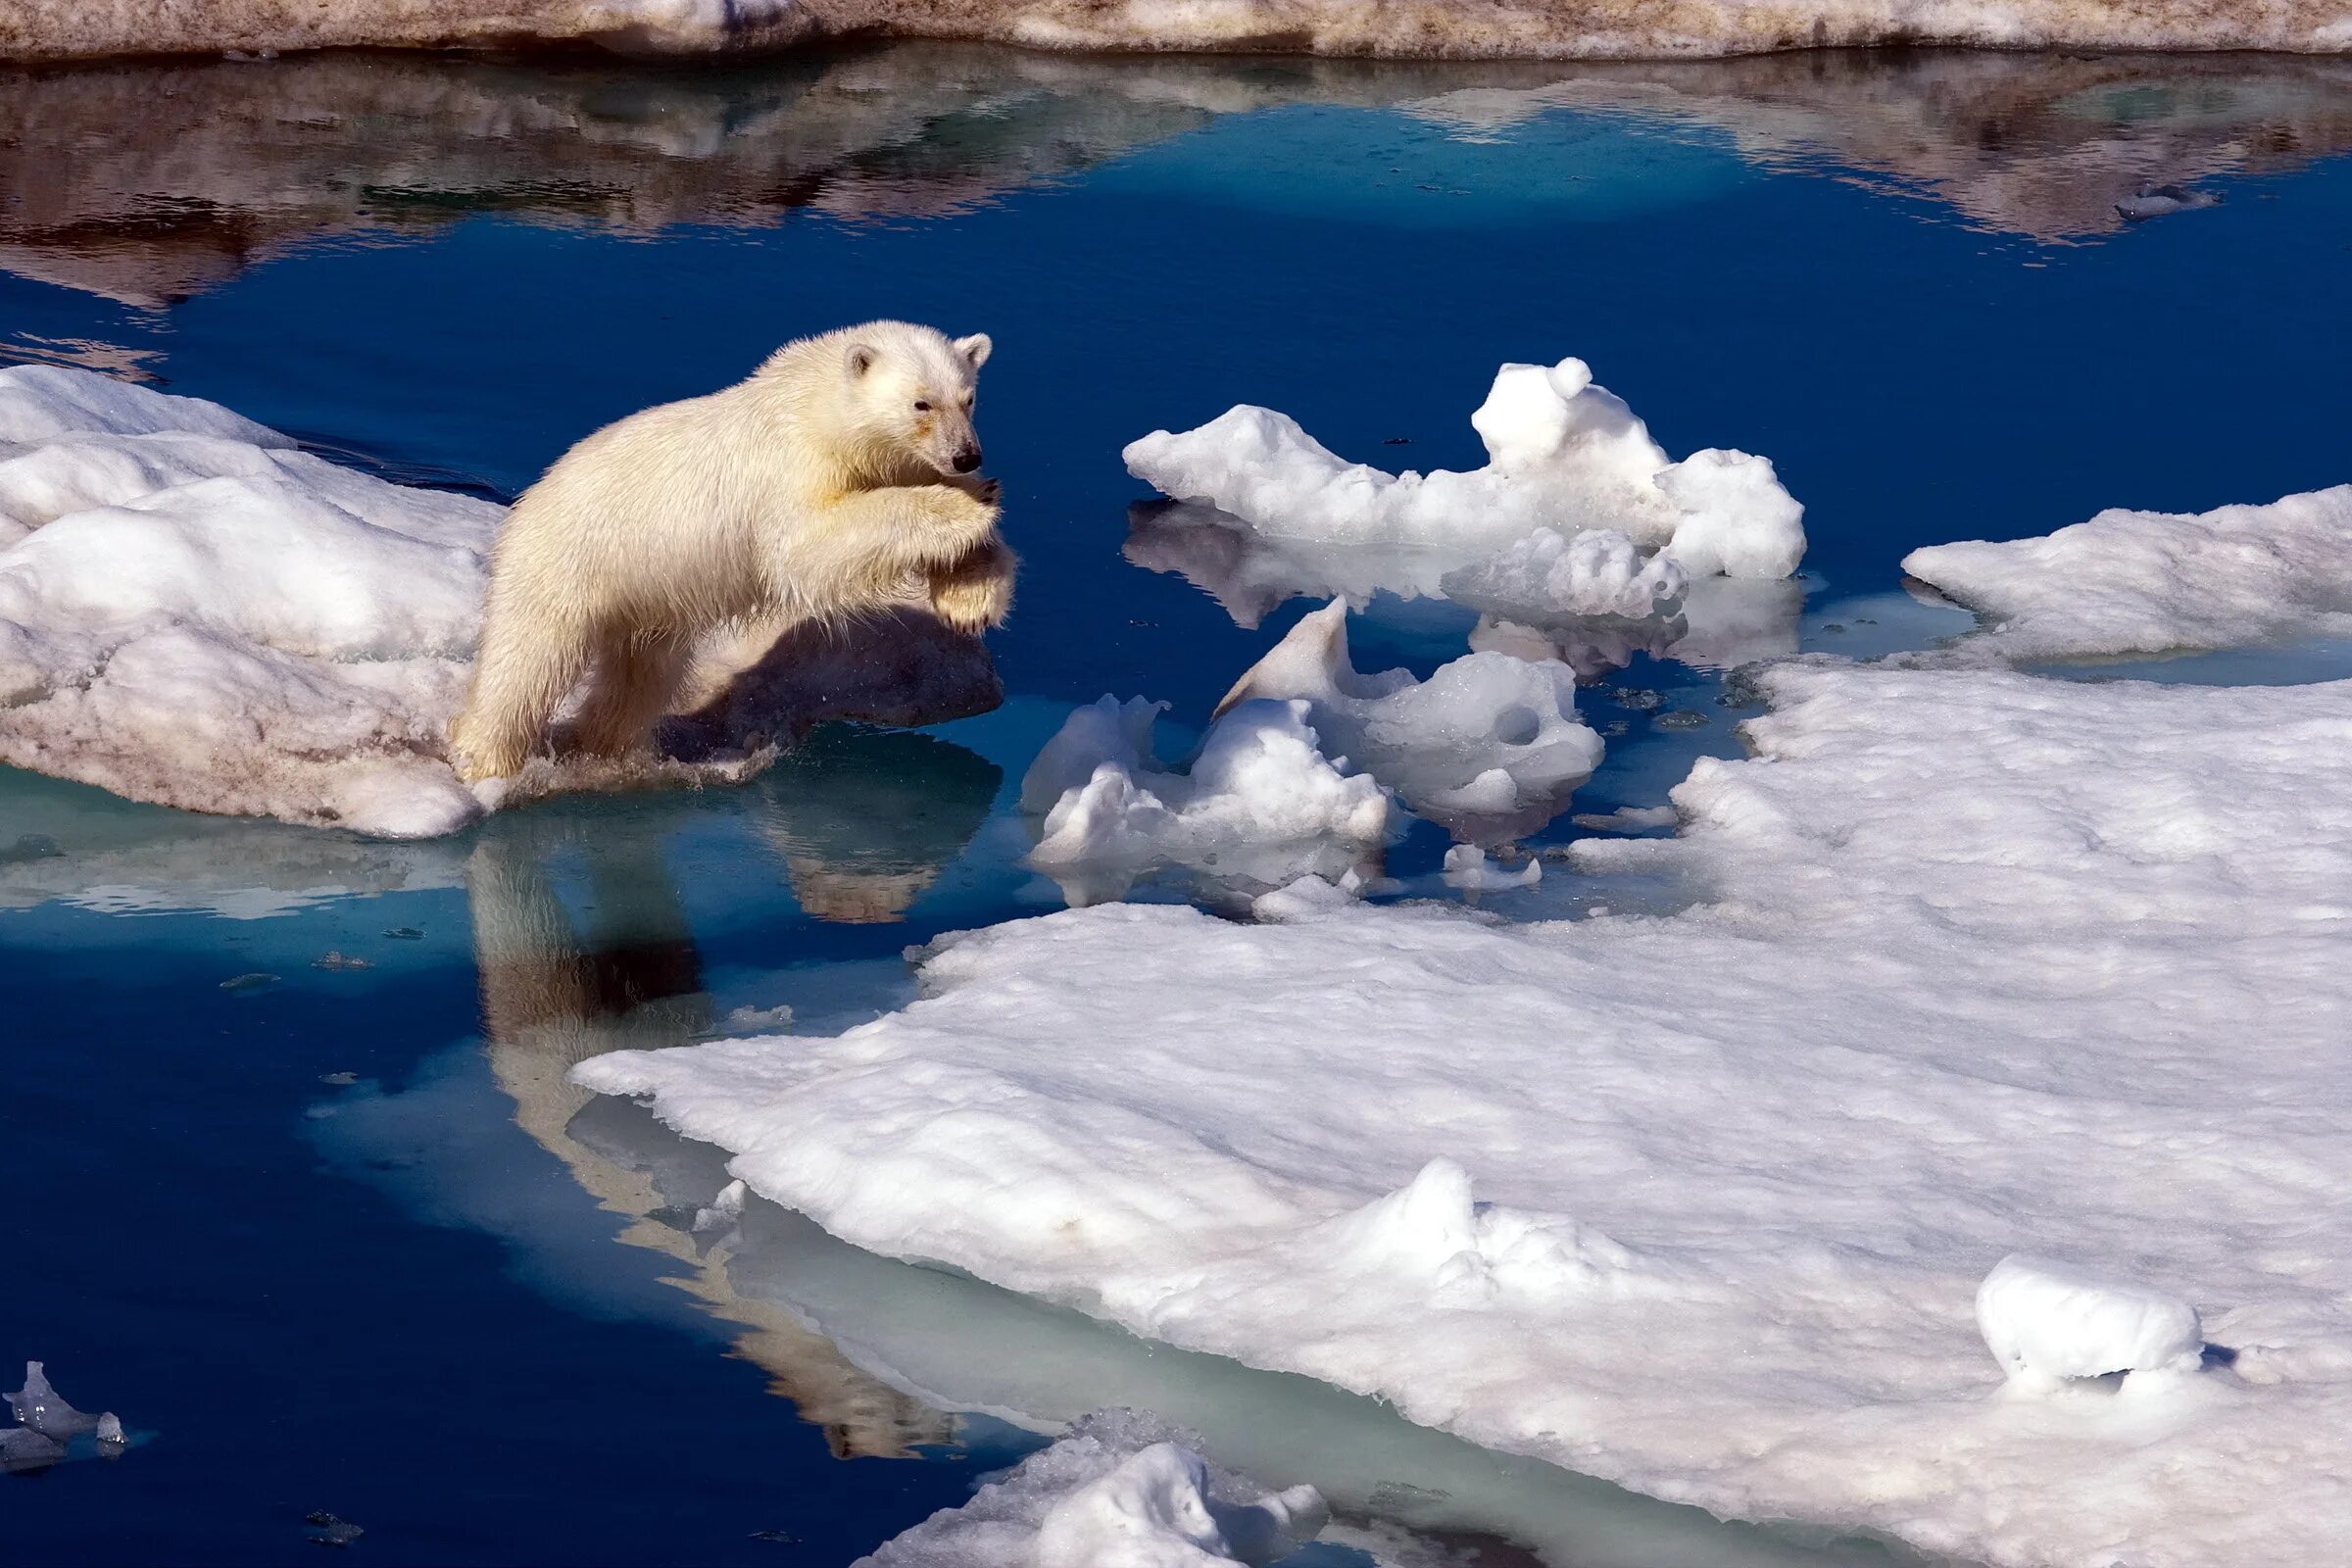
2, 0, 2348, 64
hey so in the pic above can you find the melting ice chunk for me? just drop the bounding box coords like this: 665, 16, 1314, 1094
7, 1360, 110, 1441
864, 1408, 1326, 1568
1440, 526, 1689, 620
1022, 694, 1390, 906
1976, 1254, 2204, 1389
1215, 601, 1600, 840
1124, 356, 1804, 581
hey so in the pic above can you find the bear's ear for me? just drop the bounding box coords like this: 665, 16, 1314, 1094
954, 333, 993, 371
845, 342, 876, 377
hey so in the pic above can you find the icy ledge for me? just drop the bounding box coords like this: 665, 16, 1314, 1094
7, 0, 2346, 68
1125, 357, 1803, 586
1901, 483, 2352, 661
861, 1409, 1326, 1568
581, 660, 2352, 1568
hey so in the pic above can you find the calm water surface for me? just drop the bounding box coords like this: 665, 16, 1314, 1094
5, 42, 2349, 1565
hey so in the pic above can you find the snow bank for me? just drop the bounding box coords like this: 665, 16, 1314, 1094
1902, 484, 2352, 662
0, 367, 998, 835
582, 660, 2352, 1567
8, 0, 2344, 69
1217, 600, 1601, 838
1021, 695, 1389, 905
1125, 358, 1803, 584
862, 1410, 1326, 1568
1977, 1255, 2205, 1392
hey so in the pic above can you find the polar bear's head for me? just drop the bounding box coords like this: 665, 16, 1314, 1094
818, 320, 993, 481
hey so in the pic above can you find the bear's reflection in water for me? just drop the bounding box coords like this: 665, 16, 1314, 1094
467, 725, 999, 1458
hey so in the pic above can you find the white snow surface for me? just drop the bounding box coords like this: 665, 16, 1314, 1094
0, 367, 498, 836
1215, 601, 1601, 836
861, 1409, 1327, 1568
582, 659, 2352, 1568
1901, 483, 2352, 661
1124, 358, 1804, 583
1021, 694, 1390, 905
1977, 1255, 2205, 1392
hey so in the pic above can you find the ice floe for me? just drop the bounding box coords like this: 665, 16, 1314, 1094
1903, 482, 2352, 662
861, 1409, 1326, 1568
4, 1362, 125, 1473
1125, 357, 1803, 584
1021, 694, 1389, 906
581, 657, 2352, 1568
0, 367, 999, 835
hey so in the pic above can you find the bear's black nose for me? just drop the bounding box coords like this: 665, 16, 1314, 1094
953, 446, 983, 473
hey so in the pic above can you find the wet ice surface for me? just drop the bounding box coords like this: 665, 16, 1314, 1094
5, 39, 2350, 1568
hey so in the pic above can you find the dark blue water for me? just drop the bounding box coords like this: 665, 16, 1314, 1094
5, 44, 2349, 1564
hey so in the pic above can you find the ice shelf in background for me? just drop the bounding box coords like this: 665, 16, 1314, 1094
9, 0, 2346, 74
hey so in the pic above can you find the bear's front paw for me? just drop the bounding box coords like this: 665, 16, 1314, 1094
951, 474, 1003, 508
928, 541, 1015, 634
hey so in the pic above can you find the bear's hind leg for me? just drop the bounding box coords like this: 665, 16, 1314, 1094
453, 617, 594, 783
569, 636, 693, 760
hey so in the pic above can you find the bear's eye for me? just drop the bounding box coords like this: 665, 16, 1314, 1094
913, 400, 931, 413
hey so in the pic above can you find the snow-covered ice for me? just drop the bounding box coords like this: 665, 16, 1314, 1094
582, 656, 2352, 1568
1125, 358, 1803, 586
1214, 601, 1601, 839
1021, 694, 1390, 905
1977, 1255, 2206, 1392
1902, 483, 2352, 662
1440, 845, 1541, 891
862, 1410, 1326, 1568
0, 367, 999, 836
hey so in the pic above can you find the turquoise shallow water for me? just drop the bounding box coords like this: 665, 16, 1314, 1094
3, 42, 2349, 1564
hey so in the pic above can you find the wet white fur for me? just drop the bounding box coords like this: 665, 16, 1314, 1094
451, 320, 1011, 780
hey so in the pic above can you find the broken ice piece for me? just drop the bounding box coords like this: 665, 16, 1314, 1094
382, 927, 423, 941
314, 952, 372, 971
8, 1361, 105, 1440
319, 1071, 360, 1087
1442, 844, 1542, 891
220, 972, 280, 993
748, 1529, 799, 1544
1, 1425, 66, 1472
693, 1179, 749, 1234
305, 1512, 365, 1547
1977, 1254, 2204, 1390
2115, 183, 2221, 221
96, 1412, 124, 1452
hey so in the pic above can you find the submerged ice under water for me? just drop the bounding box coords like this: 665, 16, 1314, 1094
5, 39, 2351, 1568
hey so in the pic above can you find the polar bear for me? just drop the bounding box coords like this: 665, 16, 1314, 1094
450, 321, 1012, 782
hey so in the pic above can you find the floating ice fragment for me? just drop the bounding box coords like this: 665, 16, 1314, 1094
381, 926, 423, 940
1977, 1254, 2204, 1391
220, 972, 279, 993
694, 1178, 750, 1235
864, 1408, 1325, 1568
2115, 183, 2221, 221
0, 1425, 65, 1473
1022, 694, 1389, 906
9, 1361, 99, 1440
1125, 357, 1803, 581
1213, 601, 1600, 839
720, 1004, 795, 1033
319, 1071, 360, 1087
313, 951, 371, 971
1441, 845, 1541, 891
305, 1511, 366, 1547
